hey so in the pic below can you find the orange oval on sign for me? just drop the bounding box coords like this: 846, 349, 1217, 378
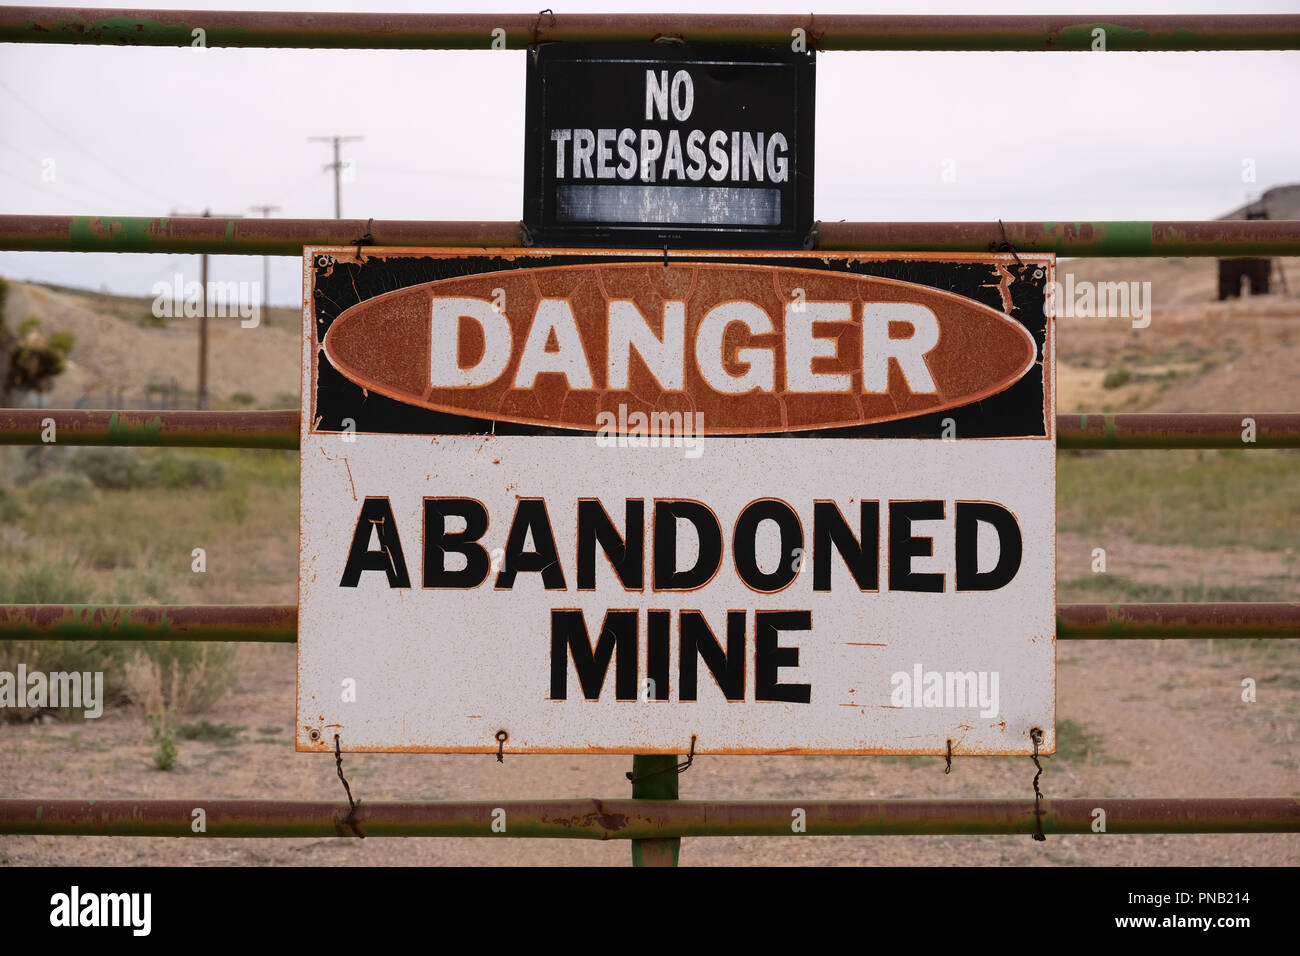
321, 262, 1037, 434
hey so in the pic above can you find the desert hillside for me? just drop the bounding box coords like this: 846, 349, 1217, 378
1, 279, 301, 409
4, 256, 1296, 412
1057, 256, 1300, 413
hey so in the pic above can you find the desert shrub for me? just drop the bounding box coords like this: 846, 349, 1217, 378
102, 570, 176, 605
148, 713, 177, 770
124, 643, 237, 714
1102, 364, 1133, 390
149, 451, 226, 490
0, 639, 132, 722
0, 557, 94, 604
0, 485, 22, 521
8, 444, 64, 483
0, 559, 234, 721
0, 559, 125, 721
25, 471, 96, 504
67, 447, 150, 490
83, 537, 137, 571
60, 447, 226, 492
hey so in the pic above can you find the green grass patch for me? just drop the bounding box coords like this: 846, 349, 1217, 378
1053, 718, 1127, 765
1057, 576, 1284, 604
0, 445, 297, 609
1058, 449, 1300, 551
1177, 583, 1286, 603
1258, 673, 1300, 691
1057, 575, 1174, 603
176, 720, 245, 746
873, 755, 937, 769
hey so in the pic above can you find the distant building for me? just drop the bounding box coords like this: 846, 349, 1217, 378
1216, 184, 1298, 300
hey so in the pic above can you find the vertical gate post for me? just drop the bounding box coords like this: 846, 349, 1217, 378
630, 754, 680, 867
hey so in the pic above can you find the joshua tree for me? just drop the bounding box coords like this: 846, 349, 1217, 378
0, 277, 75, 407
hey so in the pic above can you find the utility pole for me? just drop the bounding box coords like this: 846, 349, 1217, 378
170, 207, 243, 410
249, 203, 280, 323
308, 135, 364, 218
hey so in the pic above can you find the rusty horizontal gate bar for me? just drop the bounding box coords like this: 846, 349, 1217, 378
2, 409, 1298, 450
0, 604, 299, 642
2, 9, 1299, 51
1, 798, 1294, 838
1057, 413, 1300, 449
1055, 603, 1300, 639
3, 603, 1296, 643
0, 409, 299, 449
3, 215, 1300, 257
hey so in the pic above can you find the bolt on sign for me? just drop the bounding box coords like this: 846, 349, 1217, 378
523, 43, 815, 248
299, 248, 1056, 755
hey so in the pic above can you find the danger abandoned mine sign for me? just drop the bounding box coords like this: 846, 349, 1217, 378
298, 248, 1056, 755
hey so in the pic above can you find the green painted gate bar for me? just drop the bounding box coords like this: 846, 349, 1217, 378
2, 603, 1297, 642
1, 409, 1298, 450
1, 798, 1295, 839
2, 215, 1299, 257
2, 9, 1299, 51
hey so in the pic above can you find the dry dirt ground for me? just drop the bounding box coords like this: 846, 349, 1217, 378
1, 264, 1297, 866
2, 594, 1294, 867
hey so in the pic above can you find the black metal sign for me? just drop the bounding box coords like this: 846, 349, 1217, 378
524, 43, 815, 249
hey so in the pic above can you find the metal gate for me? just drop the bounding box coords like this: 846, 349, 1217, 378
1, 8, 1298, 866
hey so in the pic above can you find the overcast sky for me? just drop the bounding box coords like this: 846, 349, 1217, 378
1, 0, 1298, 304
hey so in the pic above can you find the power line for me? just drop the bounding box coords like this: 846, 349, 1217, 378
367, 160, 511, 184
0, 140, 147, 208
0, 79, 179, 211
0, 161, 125, 210
0, 164, 51, 200
0, 138, 45, 167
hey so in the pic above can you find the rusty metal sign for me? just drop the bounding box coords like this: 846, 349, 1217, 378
298, 248, 1056, 755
